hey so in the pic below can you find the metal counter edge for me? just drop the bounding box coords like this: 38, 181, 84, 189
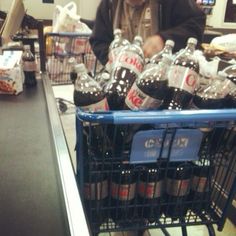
42, 73, 90, 236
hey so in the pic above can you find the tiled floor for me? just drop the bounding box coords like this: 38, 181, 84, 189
52, 84, 236, 236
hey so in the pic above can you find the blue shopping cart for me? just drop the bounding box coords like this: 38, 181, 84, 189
76, 108, 236, 236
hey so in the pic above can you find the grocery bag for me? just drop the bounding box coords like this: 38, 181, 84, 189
52, 1, 80, 33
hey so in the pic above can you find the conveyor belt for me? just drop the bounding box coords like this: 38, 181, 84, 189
0, 75, 89, 236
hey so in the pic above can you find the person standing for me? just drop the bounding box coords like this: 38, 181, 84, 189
89, 0, 206, 65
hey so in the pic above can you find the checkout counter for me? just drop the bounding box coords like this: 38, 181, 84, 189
0, 74, 90, 236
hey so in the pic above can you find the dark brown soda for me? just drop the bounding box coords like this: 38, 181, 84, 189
84, 161, 108, 230
137, 163, 164, 223
110, 163, 136, 225
163, 162, 191, 220
106, 67, 137, 110
167, 57, 199, 110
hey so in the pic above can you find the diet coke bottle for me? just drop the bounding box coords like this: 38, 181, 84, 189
164, 162, 191, 220
105, 35, 145, 110
137, 163, 164, 223
84, 160, 108, 230
125, 55, 172, 110
73, 63, 109, 112
166, 38, 200, 110
110, 163, 136, 225
189, 159, 213, 214
106, 28, 130, 73
193, 77, 230, 109
145, 39, 175, 69
73, 64, 109, 158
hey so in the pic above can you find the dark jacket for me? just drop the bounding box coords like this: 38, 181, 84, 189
89, 0, 206, 65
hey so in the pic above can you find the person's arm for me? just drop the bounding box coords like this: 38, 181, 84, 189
158, 0, 206, 52
89, 0, 114, 65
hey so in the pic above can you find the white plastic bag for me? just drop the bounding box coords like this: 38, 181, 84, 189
52, 1, 80, 33
211, 34, 236, 52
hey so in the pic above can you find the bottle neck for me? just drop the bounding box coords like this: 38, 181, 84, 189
185, 43, 196, 54
114, 34, 121, 41
163, 45, 173, 54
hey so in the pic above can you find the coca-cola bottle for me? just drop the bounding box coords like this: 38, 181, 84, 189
84, 160, 108, 230
106, 28, 130, 73
94, 68, 111, 91
125, 55, 172, 110
166, 38, 200, 110
189, 159, 213, 214
193, 77, 229, 109
137, 163, 164, 223
110, 163, 136, 225
164, 162, 191, 220
145, 39, 175, 69
73, 63, 109, 111
105, 35, 144, 110
22, 45, 37, 87
73, 63, 109, 158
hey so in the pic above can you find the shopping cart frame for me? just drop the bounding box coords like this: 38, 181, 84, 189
76, 109, 236, 236
44, 32, 99, 85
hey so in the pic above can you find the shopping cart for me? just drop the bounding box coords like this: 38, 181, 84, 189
76, 108, 236, 236
45, 32, 99, 85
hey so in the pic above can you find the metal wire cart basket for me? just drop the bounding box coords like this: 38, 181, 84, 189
76, 109, 236, 236
45, 32, 98, 85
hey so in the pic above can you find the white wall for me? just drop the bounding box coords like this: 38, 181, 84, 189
78, 0, 101, 20
0, 0, 101, 20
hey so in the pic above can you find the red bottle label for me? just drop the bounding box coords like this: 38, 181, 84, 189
80, 97, 109, 112
114, 51, 144, 75
125, 83, 162, 110
191, 176, 209, 193
107, 47, 122, 72
111, 182, 136, 201
166, 178, 190, 196
138, 180, 163, 199
168, 65, 198, 94
84, 180, 108, 200
23, 61, 37, 72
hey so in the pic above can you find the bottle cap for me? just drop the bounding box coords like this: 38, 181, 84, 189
74, 63, 87, 73
187, 37, 198, 45
193, 159, 210, 167
165, 39, 175, 48
133, 35, 143, 45
113, 28, 122, 36
68, 57, 76, 65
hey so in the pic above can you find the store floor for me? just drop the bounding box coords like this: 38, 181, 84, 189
52, 84, 236, 236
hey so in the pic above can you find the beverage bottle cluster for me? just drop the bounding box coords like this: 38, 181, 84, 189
72, 29, 236, 229
79, 158, 214, 228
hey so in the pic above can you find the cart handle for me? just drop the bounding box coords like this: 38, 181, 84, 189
45, 32, 91, 37
76, 108, 236, 124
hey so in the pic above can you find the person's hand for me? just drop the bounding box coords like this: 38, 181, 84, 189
143, 35, 165, 58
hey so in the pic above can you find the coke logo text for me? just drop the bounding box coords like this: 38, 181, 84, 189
185, 74, 197, 88
127, 88, 144, 107
118, 54, 143, 72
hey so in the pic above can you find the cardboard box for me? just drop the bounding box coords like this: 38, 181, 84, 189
0, 50, 24, 95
